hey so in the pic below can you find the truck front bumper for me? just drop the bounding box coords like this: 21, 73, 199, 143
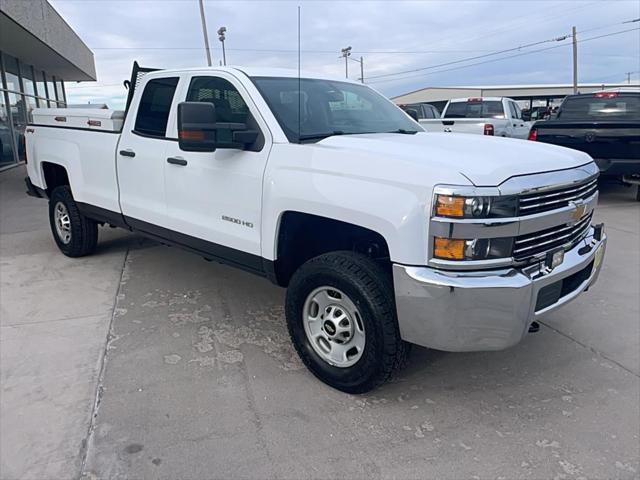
393, 226, 607, 352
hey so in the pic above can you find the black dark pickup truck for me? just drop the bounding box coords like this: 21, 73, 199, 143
528, 91, 640, 200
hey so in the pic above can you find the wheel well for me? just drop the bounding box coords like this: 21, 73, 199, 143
273, 211, 391, 286
42, 163, 70, 197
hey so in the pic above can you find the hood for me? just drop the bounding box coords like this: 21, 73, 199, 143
315, 132, 594, 186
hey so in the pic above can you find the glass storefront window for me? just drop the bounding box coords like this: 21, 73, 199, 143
7, 91, 27, 161
46, 75, 57, 102
20, 63, 36, 96
55, 80, 65, 105
24, 96, 37, 123
0, 99, 16, 166
4, 55, 21, 92
34, 69, 47, 99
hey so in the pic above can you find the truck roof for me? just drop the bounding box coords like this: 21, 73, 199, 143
448, 97, 508, 102
143, 66, 361, 84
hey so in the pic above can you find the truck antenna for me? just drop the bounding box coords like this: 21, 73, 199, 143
297, 5, 301, 143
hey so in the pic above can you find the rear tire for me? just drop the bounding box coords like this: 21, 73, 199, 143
285, 251, 409, 393
48, 186, 98, 257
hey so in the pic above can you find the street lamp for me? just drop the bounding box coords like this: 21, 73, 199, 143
218, 26, 227, 66
340, 46, 352, 79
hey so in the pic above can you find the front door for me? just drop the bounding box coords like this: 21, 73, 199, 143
163, 73, 271, 267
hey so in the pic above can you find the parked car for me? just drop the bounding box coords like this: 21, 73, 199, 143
25, 64, 607, 393
398, 102, 440, 121
420, 97, 532, 138
529, 90, 640, 200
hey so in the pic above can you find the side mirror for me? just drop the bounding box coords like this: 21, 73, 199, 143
405, 108, 419, 122
178, 102, 217, 152
521, 112, 531, 121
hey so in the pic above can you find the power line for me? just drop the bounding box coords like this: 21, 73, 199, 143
88, 46, 503, 54
365, 35, 571, 81
368, 27, 640, 85
366, 19, 639, 81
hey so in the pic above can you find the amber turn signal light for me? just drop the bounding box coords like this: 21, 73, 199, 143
435, 195, 465, 217
434, 237, 465, 260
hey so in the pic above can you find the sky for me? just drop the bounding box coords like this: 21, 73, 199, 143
49, 0, 640, 110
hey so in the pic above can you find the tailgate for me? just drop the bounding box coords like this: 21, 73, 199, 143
441, 118, 487, 135
536, 121, 640, 160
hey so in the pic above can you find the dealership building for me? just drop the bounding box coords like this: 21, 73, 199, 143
0, 0, 95, 168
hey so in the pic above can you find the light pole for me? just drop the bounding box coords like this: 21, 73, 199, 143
198, 0, 212, 66
340, 46, 352, 79
218, 26, 227, 66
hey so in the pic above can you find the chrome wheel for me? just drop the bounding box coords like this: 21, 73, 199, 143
54, 201, 72, 244
302, 286, 366, 368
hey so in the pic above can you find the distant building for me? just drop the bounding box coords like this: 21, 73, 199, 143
0, 0, 96, 168
392, 83, 639, 112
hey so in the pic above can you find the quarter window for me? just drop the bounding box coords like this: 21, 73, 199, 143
134, 77, 179, 137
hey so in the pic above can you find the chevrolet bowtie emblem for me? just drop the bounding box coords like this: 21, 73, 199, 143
569, 200, 586, 221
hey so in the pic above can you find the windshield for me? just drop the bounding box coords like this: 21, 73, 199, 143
444, 100, 505, 119
251, 77, 422, 142
558, 94, 640, 121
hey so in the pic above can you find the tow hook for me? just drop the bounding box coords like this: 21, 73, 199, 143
528, 321, 540, 333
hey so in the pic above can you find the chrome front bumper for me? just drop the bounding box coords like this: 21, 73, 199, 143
393, 226, 607, 352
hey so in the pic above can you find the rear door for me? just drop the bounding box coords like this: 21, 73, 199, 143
117, 76, 179, 227
162, 72, 271, 264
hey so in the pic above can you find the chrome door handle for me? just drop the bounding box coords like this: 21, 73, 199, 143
119, 149, 135, 157
167, 156, 188, 166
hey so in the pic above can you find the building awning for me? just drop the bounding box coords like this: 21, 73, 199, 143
0, 0, 95, 81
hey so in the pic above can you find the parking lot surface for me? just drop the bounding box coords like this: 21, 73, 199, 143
1, 166, 639, 479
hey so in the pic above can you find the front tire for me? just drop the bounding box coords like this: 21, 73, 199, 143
48, 186, 98, 257
285, 251, 409, 393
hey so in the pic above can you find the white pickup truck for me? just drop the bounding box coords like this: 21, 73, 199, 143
419, 96, 532, 138
25, 64, 606, 393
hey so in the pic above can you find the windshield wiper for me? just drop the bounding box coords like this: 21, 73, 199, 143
387, 129, 419, 134
298, 131, 345, 142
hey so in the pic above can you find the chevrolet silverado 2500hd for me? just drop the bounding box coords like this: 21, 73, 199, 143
420, 97, 532, 138
25, 65, 607, 393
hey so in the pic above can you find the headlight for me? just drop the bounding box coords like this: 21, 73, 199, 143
434, 194, 518, 218
434, 237, 513, 261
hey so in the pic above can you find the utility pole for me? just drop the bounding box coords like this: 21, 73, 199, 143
218, 27, 227, 66
572, 26, 578, 94
340, 46, 352, 79
626, 72, 632, 84
198, 0, 212, 66
349, 56, 365, 83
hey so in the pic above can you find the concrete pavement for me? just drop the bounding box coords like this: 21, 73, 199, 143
1, 165, 638, 479
0, 166, 133, 479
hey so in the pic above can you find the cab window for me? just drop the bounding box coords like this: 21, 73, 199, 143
134, 77, 179, 137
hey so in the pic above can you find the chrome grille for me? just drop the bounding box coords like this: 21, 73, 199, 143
513, 212, 593, 262
518, 177, 598, 216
